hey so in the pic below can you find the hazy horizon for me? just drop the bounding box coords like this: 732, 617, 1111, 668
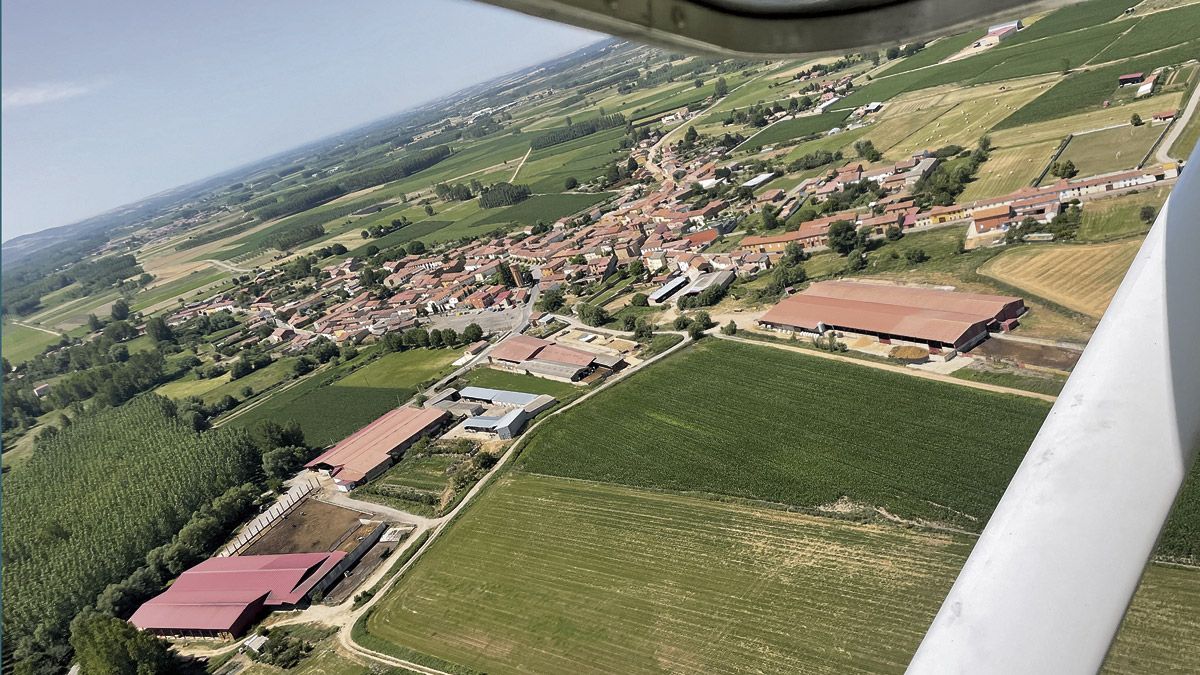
1, 0, 603, 243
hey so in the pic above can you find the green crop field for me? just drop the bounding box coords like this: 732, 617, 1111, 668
518, 339, 1050, 530
738, 112, 849, 151
228, 347, 457, 446
877, 32, 985, 77
517, 127, 628, 193
2, 321, 63, 365
1091, 3, 1200, 63
473, 192, 612, 227
1005, 0, 1131, 46
1077, 185, 1170, 241
360, 473, 1200, 675
131, 267, 230, 312
1059, 123, 1162, 176
993, 40, 1200, 129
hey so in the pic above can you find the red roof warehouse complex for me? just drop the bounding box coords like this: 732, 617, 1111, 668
129, 552, 347, 638
759, 281, 1025, 351
305, 405, 449, 489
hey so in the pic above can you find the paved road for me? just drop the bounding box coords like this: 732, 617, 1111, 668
1157, 77, 1200, 163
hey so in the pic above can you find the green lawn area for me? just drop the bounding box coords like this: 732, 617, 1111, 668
374, 453, 461, 492
951, 365, 1067, 396
155, 371, 226, 401
2, 321, 63, 365
1169, 103, 1200, 160
333, 348, 459, 389
1077, 185, 1171, 241
1059, 123, 1162, 177
359, 473, 1200, 675
518, 339, 1050, 530
460, 367, 585, 402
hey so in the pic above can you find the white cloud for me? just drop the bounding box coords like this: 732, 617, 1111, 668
2, 81, 102, 110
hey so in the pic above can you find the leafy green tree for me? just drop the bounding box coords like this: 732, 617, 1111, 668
828, 220, 859, 255
110, 299, 130, 322
575, 303, 610, 327
406, 240, 426, 255
462, 323, 484, 343
1139, 205, 1157, 224
1130, 113, 1142, 126
70, 612, 179, 675
630, 292, 649, 307
714, 77, 729, 97
564, 176, 579, 190
537, 288, 565, 312
721, 321, 738, 335
628, 259, 646, 279
761, 205, 780, 230
145, 317, 174, 343
885, 225, 903, 241
905, 248, 929, 264
87, 314, 105, 332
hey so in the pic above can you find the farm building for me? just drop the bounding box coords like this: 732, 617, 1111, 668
648, 276, 689, 304
1117, 72, 1145, 87
437, 385, 558, 439
304, 405, 450, 490
129, 552, 347, 638
758, 281, 1025, 351
488, 334, 623, 382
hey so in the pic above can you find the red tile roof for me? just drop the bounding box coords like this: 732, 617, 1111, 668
129, 552, 347, 633
304, 406, 448, 483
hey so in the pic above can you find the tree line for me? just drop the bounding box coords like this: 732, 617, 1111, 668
530, 113, 626, 150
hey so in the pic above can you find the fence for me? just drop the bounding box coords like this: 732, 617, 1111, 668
217, 478, 320, 557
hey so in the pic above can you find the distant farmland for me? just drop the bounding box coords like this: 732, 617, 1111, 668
518, 339, 1050, 531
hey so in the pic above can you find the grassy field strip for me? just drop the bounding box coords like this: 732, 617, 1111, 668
1059, 123, 1162, 176
362, 474, 1200, 675
1077, 185, 1170, 241
979, 239, 1143, 317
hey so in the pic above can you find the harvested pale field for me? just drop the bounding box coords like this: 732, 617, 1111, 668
882, 86, 1051, 158
961, 140, 1058, 201
360, 474, 1200, 675
979, 239, 1143, 317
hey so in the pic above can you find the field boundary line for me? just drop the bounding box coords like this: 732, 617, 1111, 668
715, 333, 1058, 402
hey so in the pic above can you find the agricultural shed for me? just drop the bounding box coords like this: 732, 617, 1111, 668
129, 552, 347, 638
304, 405, 450, 489
648, 276, 689, 304
464, 408, 529, 440
759, 281, 1024, 351
488, 334, 619, 382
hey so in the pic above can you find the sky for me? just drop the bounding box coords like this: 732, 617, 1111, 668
1, 0, 603, 242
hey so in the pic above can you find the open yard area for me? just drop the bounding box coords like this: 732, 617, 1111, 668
360, 474, 1200, 675
1057, 123, 1162, 178
1077, 185, 1171, 241
960, 140, 1058, 201
979, 239, 1142, 317
518, 339, 1050, 530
